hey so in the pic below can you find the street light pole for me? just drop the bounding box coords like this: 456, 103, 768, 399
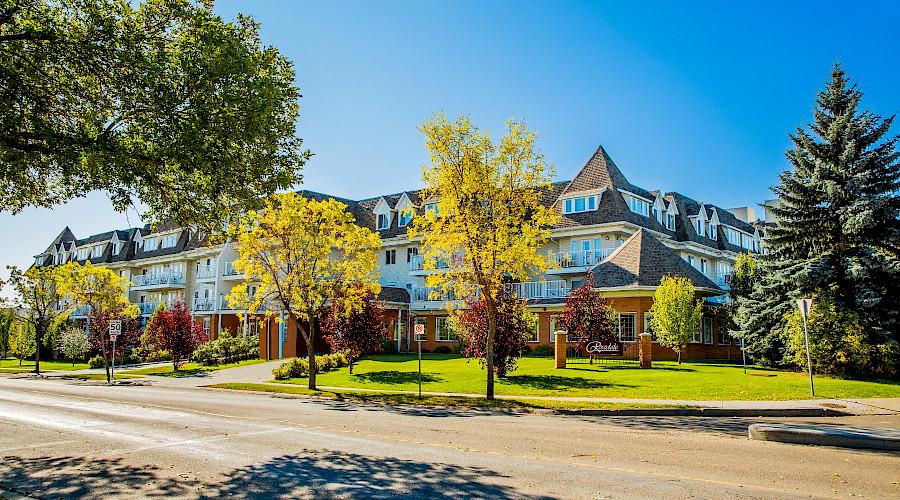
797, 299, 814, 397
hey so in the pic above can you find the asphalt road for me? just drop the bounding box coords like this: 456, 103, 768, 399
0, 377, 897, 499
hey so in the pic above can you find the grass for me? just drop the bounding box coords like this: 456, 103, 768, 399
269, 354, 900, 401
0, 358, 90, 372
122, 358, 266, 377
210, 383, 694, 410
62, 373, 143, 381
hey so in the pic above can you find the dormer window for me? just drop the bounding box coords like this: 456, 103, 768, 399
76, 247, 89, 260
398, 210, 412, 228
113, 242, 121, 254
696, 219, 704, 237
424, 203, 439, 215
143, 238, 158, 252
34, 256, 43, 266
709, 224, 717, 240
563, 196, 596, 214
666, 214, 675, 230
161, 233, 177, 249
630, 197, 649, 217
377, 213, 390, 230
91, 245, 103, 258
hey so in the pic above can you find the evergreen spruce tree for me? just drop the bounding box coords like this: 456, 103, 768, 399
735, 64, 900, 367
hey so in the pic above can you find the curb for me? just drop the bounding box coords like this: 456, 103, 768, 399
552, 408, 850, 417
749, 423, 900, 450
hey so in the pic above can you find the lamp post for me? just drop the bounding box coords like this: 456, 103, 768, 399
796, 299, 814, 397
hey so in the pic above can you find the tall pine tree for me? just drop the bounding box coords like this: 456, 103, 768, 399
734, 64, 900, 367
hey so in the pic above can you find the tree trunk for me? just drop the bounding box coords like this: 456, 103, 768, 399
306, 336, 316, 390
677, 350, 682, 364
485, 296, 497, 400
34, 322, 43, 375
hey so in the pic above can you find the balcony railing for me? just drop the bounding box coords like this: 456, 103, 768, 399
505, 280, 570, 300
715, 273, 732, 287
408, 252, 466, 272
549, 248, 615, 269
192, 298, 216, 312
69, 305, 92, 317
196, 265, 217, 279
131, 271, 186, 288
223, 261, 242, 277
137, 301, 161, 315
410, 286, 472, 302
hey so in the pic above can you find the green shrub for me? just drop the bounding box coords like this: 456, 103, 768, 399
88, 355, 105, 369
316, 354, 334, 373
379, 338, 398, 354
272, 357, 308, 380
193, 334, 259, 366
330, 351, 349, 368
530, 344, 554, 357
433, 345, 451, 354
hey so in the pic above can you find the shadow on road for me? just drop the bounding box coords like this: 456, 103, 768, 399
577, 416, 759, 437
309, 397, 530, 418
0, 451, 552, 499
211, 450, 552, 499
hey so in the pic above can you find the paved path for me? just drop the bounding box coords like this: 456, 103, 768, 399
1, 376, 898, 499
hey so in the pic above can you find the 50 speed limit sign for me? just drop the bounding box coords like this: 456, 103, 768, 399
109, 320, 122, 339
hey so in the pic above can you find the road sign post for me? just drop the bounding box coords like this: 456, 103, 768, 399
109, 320, 122, 382
414, 322, 425, 399
797, 299, 815, 397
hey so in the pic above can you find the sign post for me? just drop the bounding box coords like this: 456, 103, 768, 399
414, 323, 425, 399
109, 320, 122, 382
797, 299, 815, 397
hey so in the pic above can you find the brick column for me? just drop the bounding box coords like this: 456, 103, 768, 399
554, 331, 567, 369
639, 333, 652, 368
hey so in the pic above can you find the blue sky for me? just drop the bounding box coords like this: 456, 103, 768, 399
1, 0, 898, 289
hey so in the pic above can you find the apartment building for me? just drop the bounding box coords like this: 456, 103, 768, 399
34, 145, 762, 361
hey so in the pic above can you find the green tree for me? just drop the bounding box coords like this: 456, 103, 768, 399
650, 276, 702, 364
740, 64, 900, 367
55, 261, 138, 381
0, 308, 13, 359
58, 326, 90, 366
10, 320, 36, 365
7, 265, 69, 373
227, 193, 381, 390
409, 112, 558, 399
0, 0, 309, 230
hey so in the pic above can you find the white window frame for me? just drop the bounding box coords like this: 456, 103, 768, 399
76, 248, 89, 260
161, 233, 177, 249
617, 313, 636, 342
526, 319, 539, 343
630, 197, 649, 217
424, 203, 439, 215
377, 213, 390, 230
643, 311, 657, 342
666, 214, 675, 230
703, 317, 714, 345
398, 210, 412, 227
143, 238, 158, 252
91, 245, 103, 258
202, 318, 211, 337
562, 195, 597, 215
435, 317, 456, 342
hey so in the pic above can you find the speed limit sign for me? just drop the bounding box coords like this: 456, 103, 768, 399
109, 320, 122, 339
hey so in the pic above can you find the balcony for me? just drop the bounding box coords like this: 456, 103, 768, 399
505, 280, 570, 300
131, 271, 186, 289
547, 248, 615, 273
69, 305, 92, 317
137, 301, 161, 315
223, 261, 243, 279
410, 286, 473, 303
192, 298, 216, 312
715, 273, 732, 289
409, 252, 466, 273
196, 265, 217, 280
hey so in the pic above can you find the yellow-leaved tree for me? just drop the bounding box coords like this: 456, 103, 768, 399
6, 265, 69, 374
649, 276, 702, 364
228, 193, 381, 390
409, 112, 559, 399
55, 262, 138, 382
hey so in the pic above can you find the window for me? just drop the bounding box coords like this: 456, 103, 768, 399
526, 319, 539, 343
666, 214, 675, 230
377, 213, 390, 230
709, 224, 717, 240
703, 317, 714, 344
692, 327, 701, 343
562, 196, 596, 214
617, 313, 636, 342
76, 248, 89, 260
385, 249, 396, 265
113, 242, 121, 254
696, 219, 704, 237
700, 259, 707, 274
202, 318, 210, 338
435, 317, 457, 342
91, 245, 103, 258
425, 203, 439, 215
718, 327, 730, 346
686, 255, 693, 266
247, 317, 258, 337
143, 238, 158, 252
34, 256, 43, 266
407, 247, 418, 262
630, 197, 649, 217
398, 210, 412, 227
161, 233, 177, 248
643, 312, 657, 341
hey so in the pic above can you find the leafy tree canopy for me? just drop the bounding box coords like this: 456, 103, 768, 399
650, 275, 702, 364
0, 0, 309, 230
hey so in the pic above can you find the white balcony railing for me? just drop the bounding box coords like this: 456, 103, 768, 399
408, 252, 466, 272
192, 298, 216, 312
131, 271, 186, 288
410, 286, 471, 302
137, 301, 160, 315
69, 305, 92, 317
196, 265, 217, 279
505, 280, 570, 300
549, 248, 615, 269
223, 261, 242, 277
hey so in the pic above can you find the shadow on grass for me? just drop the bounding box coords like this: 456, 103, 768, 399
1, 452, 549, 499
359, 354, 461, 364
501, 374, 632, 391
350, 370, 442, 385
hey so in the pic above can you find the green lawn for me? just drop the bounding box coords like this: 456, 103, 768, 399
0, 358, 90, 372
123, 358, 266, 377
273, 354, 900, 401
211, 383, 695, 410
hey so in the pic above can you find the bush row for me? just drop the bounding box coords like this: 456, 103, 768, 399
272, 352, 350, 380
193, 335, 259, 366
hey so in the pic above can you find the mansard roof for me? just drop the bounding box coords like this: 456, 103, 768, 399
41, 226, 76, 255
589, 229, 722, 293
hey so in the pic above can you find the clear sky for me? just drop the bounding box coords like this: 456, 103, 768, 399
1, 0, 898, 294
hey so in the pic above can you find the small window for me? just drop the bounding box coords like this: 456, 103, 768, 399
398, 210, 412, 227
666, 214, 675, 230
564, 200, 572, 213
709, 225, 717, 240
526, 319, 539, 342
202, 318, 211, 337
425, 203, 439, 215
700, 259, 707, 274
77, 248, 89, 261
91, 246, 103, 258
703, 317, 714, 344
692, 328, 701, 343
143, 238, 158, 252
385, 249, 396, 265
407, 247, 418, 262
574, 197, 585, 212
435, 317, 457, 342
617, 313, 636, 342
377, 213, 390, 230
562, 196, 596, 214
718, 327, 729, 346
161, 233, 177, 248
